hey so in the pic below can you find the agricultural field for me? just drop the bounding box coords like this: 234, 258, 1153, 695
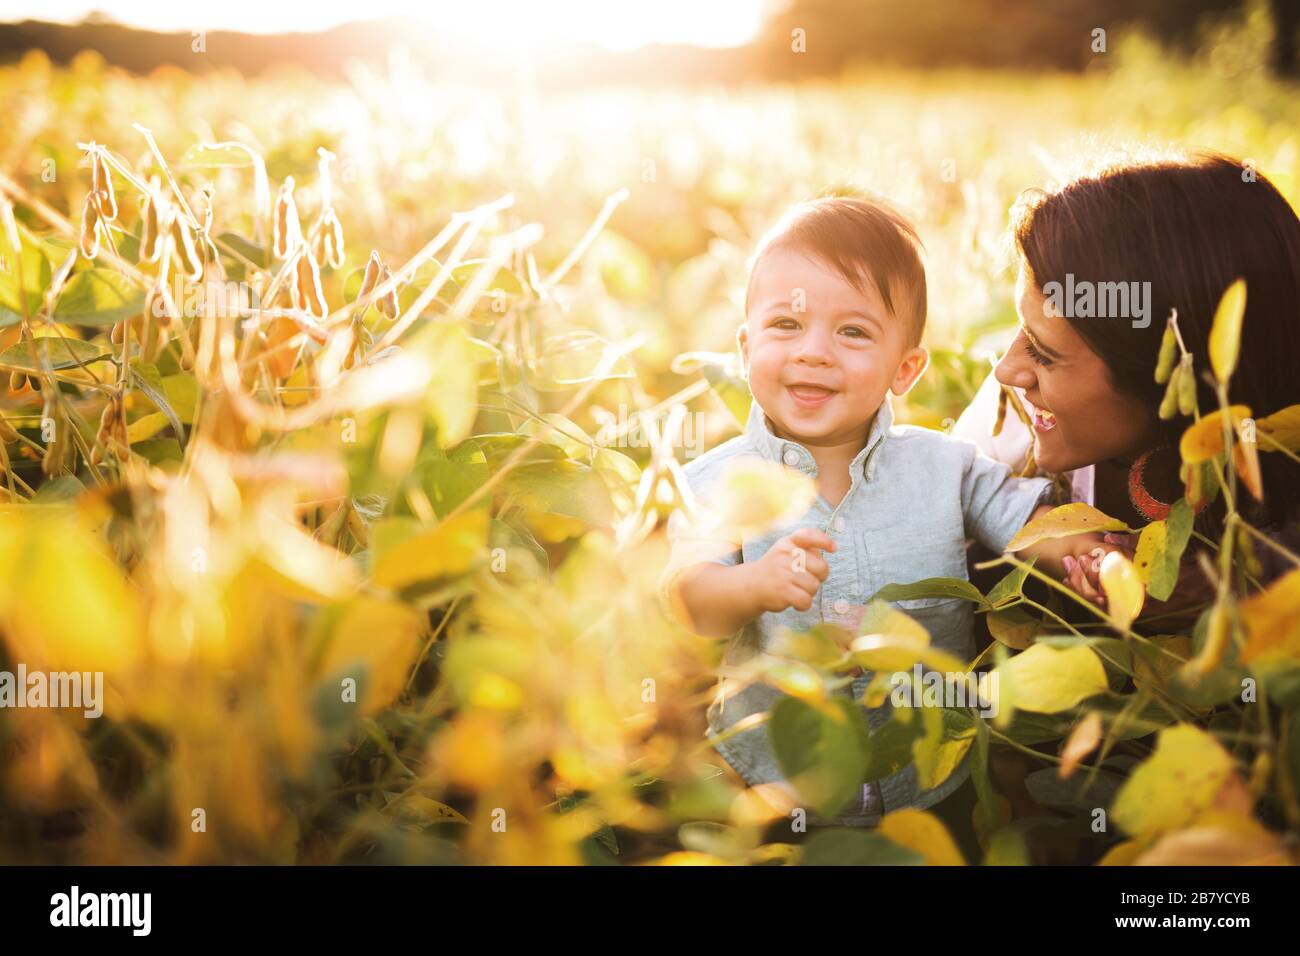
1, 8, 1299, 865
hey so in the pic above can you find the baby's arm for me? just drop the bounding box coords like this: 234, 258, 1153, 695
1018, 504, 1127, 603
956, 446, 1123, 600
668, 528, 836, 638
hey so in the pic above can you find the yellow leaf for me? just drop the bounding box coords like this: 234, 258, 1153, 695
1233, 435, 1263, 501
429, 711, 508, 790
1132, 521, 1166, 585
125, 410, 169, 443
879, 809, 966, 866
468, 673, 524, 710
711, 457, 817, 537
1240, 568, 1300, 664
850, 633, 966, 674
1133, 813, 1289, 866
986, 606, 1038, 649
1004, 503, 1129, 552
1179, 405, 1251, 464
1058, 711, 1102, 778
912, 706, 976, 790
371, 509, 488, 590
850, 601, 965, 673
647, 852, 733, 866
318, 597, 425, 715
1257, 404, 1300, 453
0, 508, 144, 673
411, 320, 479, 447
1111, 725, 1235, 838
385, 793, 470, 826
1097, 839, 1149, 865
1208, 277, 1246, 384
760, 658, 828, 702
254, 520, 359, 603
1099, 550, 1145, 629
995, 643, 1108, 715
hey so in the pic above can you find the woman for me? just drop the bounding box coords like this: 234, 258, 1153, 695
949, 149, 1300, 863
955, 149, 1300, 617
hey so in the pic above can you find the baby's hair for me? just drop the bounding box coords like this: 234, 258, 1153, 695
744, 194, 928, 347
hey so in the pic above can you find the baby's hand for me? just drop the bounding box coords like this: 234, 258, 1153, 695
748, 527, 836, 613
1061, 532, 1136, 609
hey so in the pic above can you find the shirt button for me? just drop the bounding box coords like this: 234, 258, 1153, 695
832, 515, 846, 533
833, 598, 850, 615
782, 449, 800, 467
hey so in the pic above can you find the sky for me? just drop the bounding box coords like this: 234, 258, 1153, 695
0, 0, 771, 50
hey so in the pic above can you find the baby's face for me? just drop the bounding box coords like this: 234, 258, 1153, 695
740, 246, 926, 448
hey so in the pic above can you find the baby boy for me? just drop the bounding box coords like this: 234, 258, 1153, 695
663, 195, 1116, 825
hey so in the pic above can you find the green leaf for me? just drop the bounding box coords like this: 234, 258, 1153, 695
870, 576, 987, 607
407, 320, 479, 446
861, 713, 923, 782
488, 516, 548, 576
449, 259, 524, 296
702, 362, 751, 430
130, 362, 184, 445
1000, 709, 1071, 745
417, 444, 489, 517
501, 459, 615, 541
985, 558, 1036, 608
0, 337, 112, 372
1024, 767, 1124, 811
134, 437, 183, 465
592, 446, 641, 513
1133, 499, 1193, 602
769, 696, 871, 819
1208, 277, 1246, 384
519, 413, 593, 459
588, 231, 654, 302
0, 225, 52, 326
216, 232, 269, 270
799, 829, 923, 866
53, 269, 145, 327
531, 330, 633, 390
463, 434, 566, 470
31, 474, 85, 502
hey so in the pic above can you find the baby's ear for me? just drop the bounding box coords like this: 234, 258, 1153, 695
735, 323, 749, 371
890, 346, 929, 396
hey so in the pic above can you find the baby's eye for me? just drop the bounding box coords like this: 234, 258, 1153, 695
770, 317, 799, 330
840, 326, 870, 339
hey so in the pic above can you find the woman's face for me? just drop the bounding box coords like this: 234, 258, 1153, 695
994, 261, 1155, 473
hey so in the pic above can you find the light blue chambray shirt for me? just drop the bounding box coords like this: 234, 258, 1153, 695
665, 397, 1055, 826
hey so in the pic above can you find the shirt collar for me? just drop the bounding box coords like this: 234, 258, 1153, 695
744, 396, 893, 478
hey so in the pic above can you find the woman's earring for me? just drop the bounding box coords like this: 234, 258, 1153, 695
1127, 447, 1174, 521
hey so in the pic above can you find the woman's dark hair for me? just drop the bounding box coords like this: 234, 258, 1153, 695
1011, 151, 1300, 530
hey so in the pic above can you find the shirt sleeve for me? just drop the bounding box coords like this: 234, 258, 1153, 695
959, 440, 1057, 553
